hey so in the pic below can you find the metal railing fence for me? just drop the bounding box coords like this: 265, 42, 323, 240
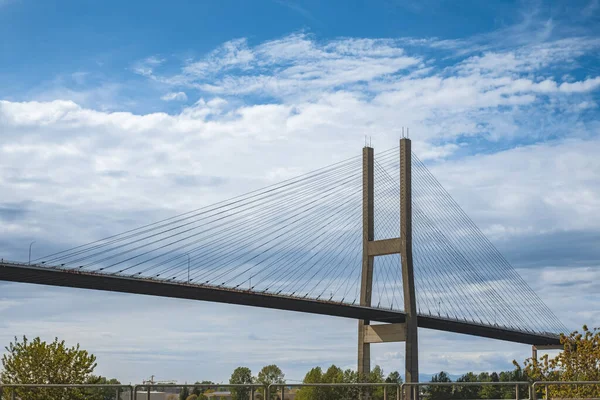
401, 381, 531, 400
532, 381, 600, 400
269, 382, 401, 400
2, 381, 600, 399
0, 384, 133, 400
133, 383, 264, 400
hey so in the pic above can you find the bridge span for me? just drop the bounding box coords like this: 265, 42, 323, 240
0, 261, 560, 346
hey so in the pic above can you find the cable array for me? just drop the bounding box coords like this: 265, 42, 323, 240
35, 148, 397, 306
33, 146, 565, 335
372, 151, 566, 334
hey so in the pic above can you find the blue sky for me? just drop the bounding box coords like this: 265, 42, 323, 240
1, 0, 600, 385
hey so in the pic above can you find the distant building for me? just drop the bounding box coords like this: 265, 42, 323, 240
204, 391, 232, 399
134, 391, 169, 400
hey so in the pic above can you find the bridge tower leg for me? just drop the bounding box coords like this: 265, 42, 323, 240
357, 139, 419, 399
358, 146, 375, 377
400, 138, 419, 397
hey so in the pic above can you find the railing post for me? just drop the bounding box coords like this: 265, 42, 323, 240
251, 386, 255, 400
116, 386, 120, 400
515, 383, 519, 400
147, 385, 151, 400
544, 384, 548, 400
266, 385, 270, 400
11, 389, 16, 400
384, 386, 388, 400
281, 384, 284, 400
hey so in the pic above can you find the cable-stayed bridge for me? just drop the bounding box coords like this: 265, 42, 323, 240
0, 139, 565, 394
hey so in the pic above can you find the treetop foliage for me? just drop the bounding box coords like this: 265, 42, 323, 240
1, 336, 97, 385
295, 364, 401, 400
520, 325, 600, 398
0, 336, 108, 400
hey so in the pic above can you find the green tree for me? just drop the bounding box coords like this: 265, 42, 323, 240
296, 365, 362, 400
179, 386, 190, 400
426, 371, 453, 400
192, 380, 214, 397
322, 365, 349, 399
453, 372, 478, 399
385, 371, 402, 400
367, 365, 385, 400
499, 368, 529, 399
479, 372, 501, 399
385, 371, 402, 384
368, 365, 385, 383
257, 364, 285, 399
192, 382, 201, 396
0, 336, 97, 400
296, 365, 398, 400
86, 376, 122, 400
257, 364, 285, 386
230, 367, 253, 400
520, 325, 600, 398
342, 368, 358, 385
295, 367, 323, 400
303, 366, 323, 383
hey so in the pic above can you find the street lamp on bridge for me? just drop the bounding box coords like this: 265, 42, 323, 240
28, 241, 35, 265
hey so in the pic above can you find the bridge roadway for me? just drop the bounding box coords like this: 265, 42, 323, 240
0, 261, 560, 346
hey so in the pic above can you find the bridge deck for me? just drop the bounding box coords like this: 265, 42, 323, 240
0, 261, 560, 346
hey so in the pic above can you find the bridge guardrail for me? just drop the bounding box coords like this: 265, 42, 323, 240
401, 381, 530, 400
0, 384, 134, 400
268, 382, 401, 400
532, 381, 600, 400
133, 383, 265, 400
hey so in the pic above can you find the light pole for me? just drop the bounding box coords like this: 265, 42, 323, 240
28, 241, 36, 265
187, 253, 190, 283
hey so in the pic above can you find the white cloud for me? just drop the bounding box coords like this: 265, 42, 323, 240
137, 34, 600, 106
71, 71, 89, 85
150, 34, 421, 99
161, 91, 188, 102
182, 38, 255, 78
119, 34, 600, 157
558, 76, 600, 92
132, 56, 166, 77
425, 139, 600, 238
0, 300, 20, 312
582, 0, 600, 17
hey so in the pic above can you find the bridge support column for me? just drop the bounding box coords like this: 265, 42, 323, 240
357, 140, 419, 399
358, 146, 375, 378
400, 138, 419, 399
